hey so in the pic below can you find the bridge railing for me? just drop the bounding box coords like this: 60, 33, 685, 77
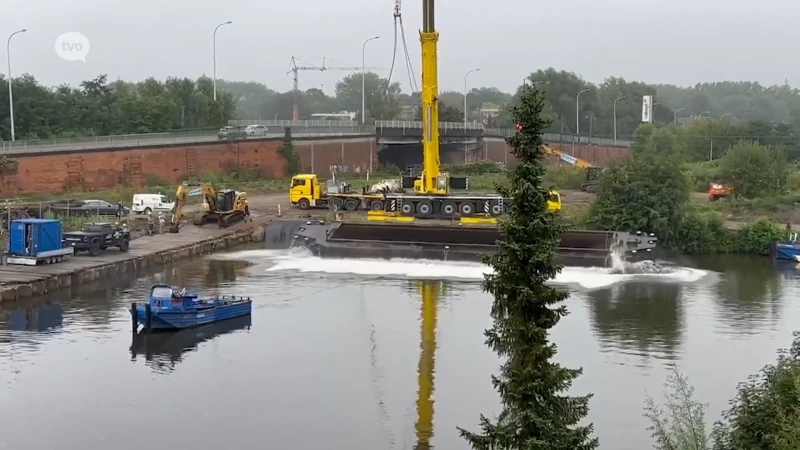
484, 128, 633, 147
229, 119, 359, 127
375, 120, 485, 130
0, 129, 373, 155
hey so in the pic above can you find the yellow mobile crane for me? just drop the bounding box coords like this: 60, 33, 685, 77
376, 0, 556, 219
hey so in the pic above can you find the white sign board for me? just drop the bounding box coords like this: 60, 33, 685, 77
641, 95, 653, 123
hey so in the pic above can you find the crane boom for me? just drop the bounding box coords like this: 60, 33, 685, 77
414, 0, 446, 195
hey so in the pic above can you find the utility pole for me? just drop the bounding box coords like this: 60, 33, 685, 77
212, 21, 232, 101
613, 95, 625, 145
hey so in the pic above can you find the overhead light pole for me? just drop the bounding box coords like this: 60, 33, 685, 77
7, 29, 27, 141
674, 107, 686, 125
613, 96, 626, 145
212, 21, 232, 101
463, 68, 480, 163
361, 36, 380, 124
576, 88, 590, 138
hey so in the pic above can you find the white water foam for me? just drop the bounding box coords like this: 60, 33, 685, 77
211, 249, 708, 290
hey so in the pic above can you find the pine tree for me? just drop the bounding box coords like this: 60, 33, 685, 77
458, 83, 598, 450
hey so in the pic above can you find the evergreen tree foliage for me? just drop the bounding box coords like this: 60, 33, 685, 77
458, 83, 598, 450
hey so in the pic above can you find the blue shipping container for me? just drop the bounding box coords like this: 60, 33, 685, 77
8, 219, 64, 257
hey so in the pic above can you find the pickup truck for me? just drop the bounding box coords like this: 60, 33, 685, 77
62, 223, 131, 256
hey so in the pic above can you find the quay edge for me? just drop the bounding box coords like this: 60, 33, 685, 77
0, 220, 269, 304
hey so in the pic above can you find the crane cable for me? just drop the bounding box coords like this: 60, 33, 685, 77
398, 16, 419, 95
385, 0, 418, 97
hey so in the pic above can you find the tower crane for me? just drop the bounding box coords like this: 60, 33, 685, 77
287, 57, 375, 121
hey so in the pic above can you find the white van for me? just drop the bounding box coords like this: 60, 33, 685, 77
131, 193, 175, 215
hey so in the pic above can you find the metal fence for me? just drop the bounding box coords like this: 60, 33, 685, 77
483, 128, 633, 147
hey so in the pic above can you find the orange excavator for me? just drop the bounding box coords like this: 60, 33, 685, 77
708, 183, 732, 201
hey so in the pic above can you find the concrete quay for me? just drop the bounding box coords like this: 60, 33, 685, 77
0, 219, 268, 304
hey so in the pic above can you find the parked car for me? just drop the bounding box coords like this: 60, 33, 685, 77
49, 199, 129, 217
245, 124, 269, 136
218, 126, 248, 140
132, 194, 175, 215
63, 222, 131, 256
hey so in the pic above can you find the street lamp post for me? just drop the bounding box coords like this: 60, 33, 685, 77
674, 107, 686, 125
613, 96, 626, 145
6, 29, 27, 142
576, 88, 590, 138
698, 111, 710, 119
721, 113, 731, 121
463, 68, 480, 163
361, 36, 380, 124
212, 21, 232, 101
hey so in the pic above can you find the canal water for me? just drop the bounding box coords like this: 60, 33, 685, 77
1, 247, 799, 450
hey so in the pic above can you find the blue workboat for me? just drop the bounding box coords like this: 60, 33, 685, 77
133, 285, 252, 331
774, 233, 800, 261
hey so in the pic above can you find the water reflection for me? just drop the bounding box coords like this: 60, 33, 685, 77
412, 280, 440, 450
693, 256, 784, 332
587, 282, 684, 362
130, 315, 252, 373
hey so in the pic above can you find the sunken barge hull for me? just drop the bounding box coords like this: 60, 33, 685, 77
266, 220, 658, 264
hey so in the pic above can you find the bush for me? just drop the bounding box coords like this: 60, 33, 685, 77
720, 141, 787, 199
644, 369, 709, 450
735, 217, 787, 255
672, 210, 733, 254
543, 164, 587, 190
442, 161, 506, 175
712, 332, 800, 450
686, 161, 723, 192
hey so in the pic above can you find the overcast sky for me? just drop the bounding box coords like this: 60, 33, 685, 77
2, 0, 800, 95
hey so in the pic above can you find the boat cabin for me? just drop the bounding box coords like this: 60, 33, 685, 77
148, 285, 202, 311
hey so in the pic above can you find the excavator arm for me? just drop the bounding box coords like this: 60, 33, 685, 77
543, 144, 595, 169
201, 183, 219, 213
169, 182, 202, 233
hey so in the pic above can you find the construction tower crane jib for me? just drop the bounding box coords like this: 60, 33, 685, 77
287, 57, 371, 121
415, 0, 445, 195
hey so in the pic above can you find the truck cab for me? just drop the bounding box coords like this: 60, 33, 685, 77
548, 191, 562, 212
290, 174, 323, 210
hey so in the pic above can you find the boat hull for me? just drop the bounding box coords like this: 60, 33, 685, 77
774, 243, 800, 261
135, 301, 252, 330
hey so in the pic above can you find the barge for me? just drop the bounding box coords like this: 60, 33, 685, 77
265, 220, 658, 263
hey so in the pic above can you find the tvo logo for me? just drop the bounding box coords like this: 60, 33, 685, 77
55, 32, 90, 62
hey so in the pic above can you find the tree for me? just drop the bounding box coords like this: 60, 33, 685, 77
643, 369, 709, 450
711, 332, 800, 450
719, 141, 787, 199
414, 103, 463, 122
458, 83, 597, 450
588, 124, 691, 243
334, 72, 401, 122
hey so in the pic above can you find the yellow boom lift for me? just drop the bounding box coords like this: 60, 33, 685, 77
542, 145, 604, 193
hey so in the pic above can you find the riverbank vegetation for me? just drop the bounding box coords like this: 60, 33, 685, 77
459, 83, 597, 449
584, 120, 795, 255
645, 333, 800, 450
6, 68, 800, 141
